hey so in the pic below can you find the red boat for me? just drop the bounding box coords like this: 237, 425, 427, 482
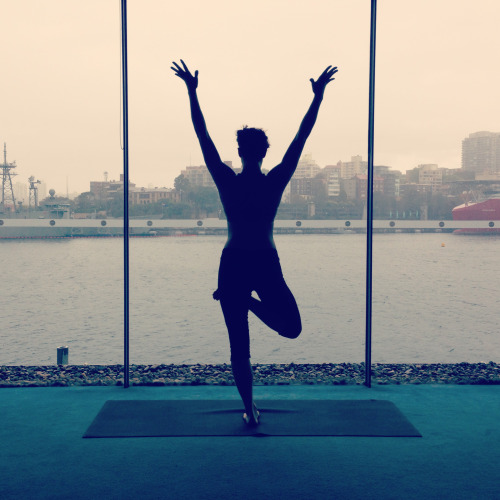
452, 198, 500, 234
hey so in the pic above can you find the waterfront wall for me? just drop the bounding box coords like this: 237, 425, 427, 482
0, 218, 498, 238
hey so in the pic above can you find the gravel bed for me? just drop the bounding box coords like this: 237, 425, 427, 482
0, 362, 499, 387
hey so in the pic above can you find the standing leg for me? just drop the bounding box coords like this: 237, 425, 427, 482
217, 249, 263, 425
231, 357, 259, 425
219, 295, 259, 425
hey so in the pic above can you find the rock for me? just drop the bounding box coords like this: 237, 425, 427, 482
0, 362, 498, 387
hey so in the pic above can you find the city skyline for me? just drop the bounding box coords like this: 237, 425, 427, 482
3, 147, 450, 203
2, 0, 499, 194
6, 134, 496, 204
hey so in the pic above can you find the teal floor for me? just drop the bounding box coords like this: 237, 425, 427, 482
1, 384, 499, 500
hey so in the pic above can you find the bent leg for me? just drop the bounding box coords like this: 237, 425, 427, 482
250, 281, 302, 339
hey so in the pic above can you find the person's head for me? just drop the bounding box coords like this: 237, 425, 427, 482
236, 126, 270, 164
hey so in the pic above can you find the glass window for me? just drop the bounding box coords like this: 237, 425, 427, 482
0, 1, 123, 366
373, 0, 500, 363
127, 0, 370, 365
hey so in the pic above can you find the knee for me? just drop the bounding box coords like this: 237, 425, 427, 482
279, 322, 302, 340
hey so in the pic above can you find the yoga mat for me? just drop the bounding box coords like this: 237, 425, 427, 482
83, 400, 421, 438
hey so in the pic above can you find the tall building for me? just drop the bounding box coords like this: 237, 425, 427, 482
418, 164, 442, 191
180, 161, 233, 188
380, 172, 400, 198
462, 131, 500, 174
293, 154, 321, 179
13, 182, 28, 203
343, 174, 384, 200
374, 165, 391, 176
90, 174, 136, 203
355, 174, 384, 200
287, 154, 321, 201
338, 155, 367, 179
180, 165, 215, 188
290, 176, 326, 201
290, 177, 313, 200
38, 181, 48, 201
323, 165, 342, 197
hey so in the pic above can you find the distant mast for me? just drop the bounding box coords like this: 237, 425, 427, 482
0, 143, 17, 213
28, 176, 41, 214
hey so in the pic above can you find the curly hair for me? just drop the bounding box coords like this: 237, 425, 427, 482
236, 126, 270, 161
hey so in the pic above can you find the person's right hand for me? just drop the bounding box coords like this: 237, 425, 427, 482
310, 66, 338, 97
171, 60, 198, 91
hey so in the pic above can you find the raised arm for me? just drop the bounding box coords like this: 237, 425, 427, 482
269, 66, 338, 187
171, 60, 233, 183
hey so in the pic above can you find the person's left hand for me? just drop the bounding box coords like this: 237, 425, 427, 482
310, 66, 338, 96
171, 60, 198, 91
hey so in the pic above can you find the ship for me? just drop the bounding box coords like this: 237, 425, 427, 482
452, 198, 500, 234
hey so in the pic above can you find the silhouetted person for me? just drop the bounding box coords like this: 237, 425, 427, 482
172, 60, 337, 425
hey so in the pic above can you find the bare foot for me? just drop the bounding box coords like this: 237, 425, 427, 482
243, 403, 260, 426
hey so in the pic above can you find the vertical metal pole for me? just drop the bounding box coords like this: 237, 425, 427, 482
120, 0, 130, 388
365, 0, 377, 388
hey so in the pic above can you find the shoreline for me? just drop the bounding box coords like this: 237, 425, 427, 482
0, 362, 499, 387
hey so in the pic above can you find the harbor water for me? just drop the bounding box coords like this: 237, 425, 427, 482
1, 233, 499, 365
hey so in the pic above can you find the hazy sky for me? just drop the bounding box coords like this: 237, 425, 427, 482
1, 0, 499, 195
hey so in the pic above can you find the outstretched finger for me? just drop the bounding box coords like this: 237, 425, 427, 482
180, 59, 191, 73
325, 69, 338, 81
171, 63, 185, 75
321, 65, 333, 77
327, 70, 338, 81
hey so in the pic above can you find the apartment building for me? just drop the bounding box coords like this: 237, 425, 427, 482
462, 131, 500, 174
